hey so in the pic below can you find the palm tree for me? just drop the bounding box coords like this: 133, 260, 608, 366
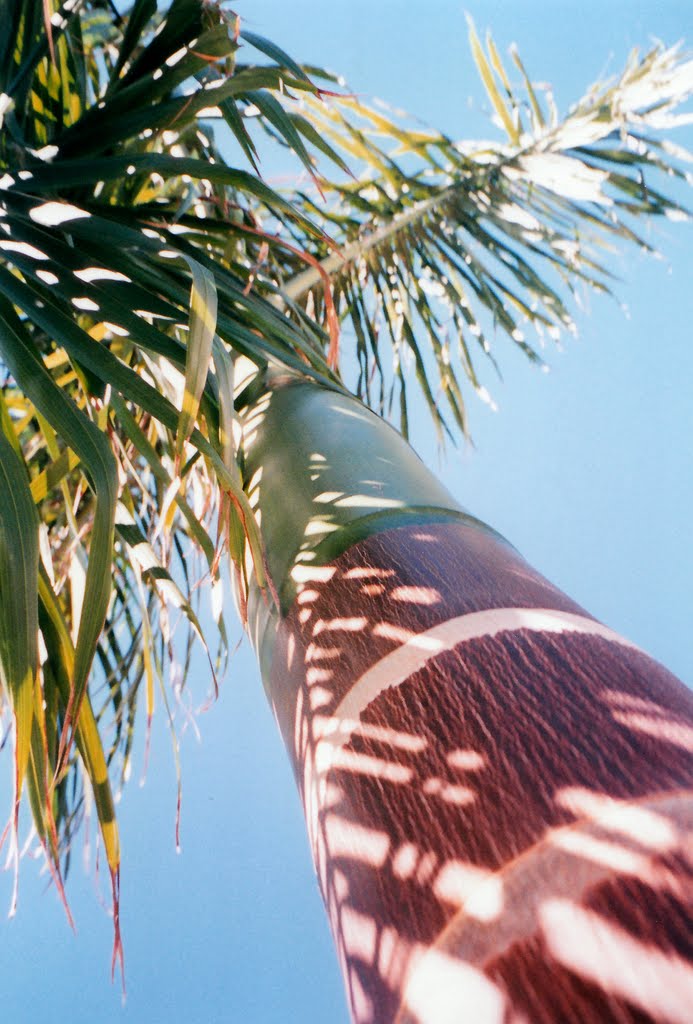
0, 1, 691, 1020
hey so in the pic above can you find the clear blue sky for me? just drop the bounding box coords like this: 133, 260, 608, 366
1, 3, 691, 1023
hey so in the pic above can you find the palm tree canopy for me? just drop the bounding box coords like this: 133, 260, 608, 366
0, 0, 691, 954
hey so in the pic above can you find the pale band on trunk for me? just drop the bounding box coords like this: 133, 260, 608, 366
307, 607, 641, 806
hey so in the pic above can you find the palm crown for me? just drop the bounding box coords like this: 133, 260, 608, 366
0, 0, 691, 967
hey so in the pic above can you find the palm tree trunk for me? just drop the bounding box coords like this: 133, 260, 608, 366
243, 377, 693, 1024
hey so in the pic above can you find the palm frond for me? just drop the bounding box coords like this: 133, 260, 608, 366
0, 0, 342, 936
264, 25, 692, 437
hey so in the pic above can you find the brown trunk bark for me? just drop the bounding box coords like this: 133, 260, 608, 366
266, 518, 693, 1023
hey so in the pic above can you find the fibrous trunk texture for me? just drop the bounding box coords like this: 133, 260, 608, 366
244, 379, 693, 1024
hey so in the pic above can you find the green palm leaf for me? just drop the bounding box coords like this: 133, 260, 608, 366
260, 27, 691, 435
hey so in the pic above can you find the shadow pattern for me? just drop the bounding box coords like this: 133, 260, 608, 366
267, 520, 692, 1023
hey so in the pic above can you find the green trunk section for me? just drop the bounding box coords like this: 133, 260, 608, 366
241, 376, 510, 681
